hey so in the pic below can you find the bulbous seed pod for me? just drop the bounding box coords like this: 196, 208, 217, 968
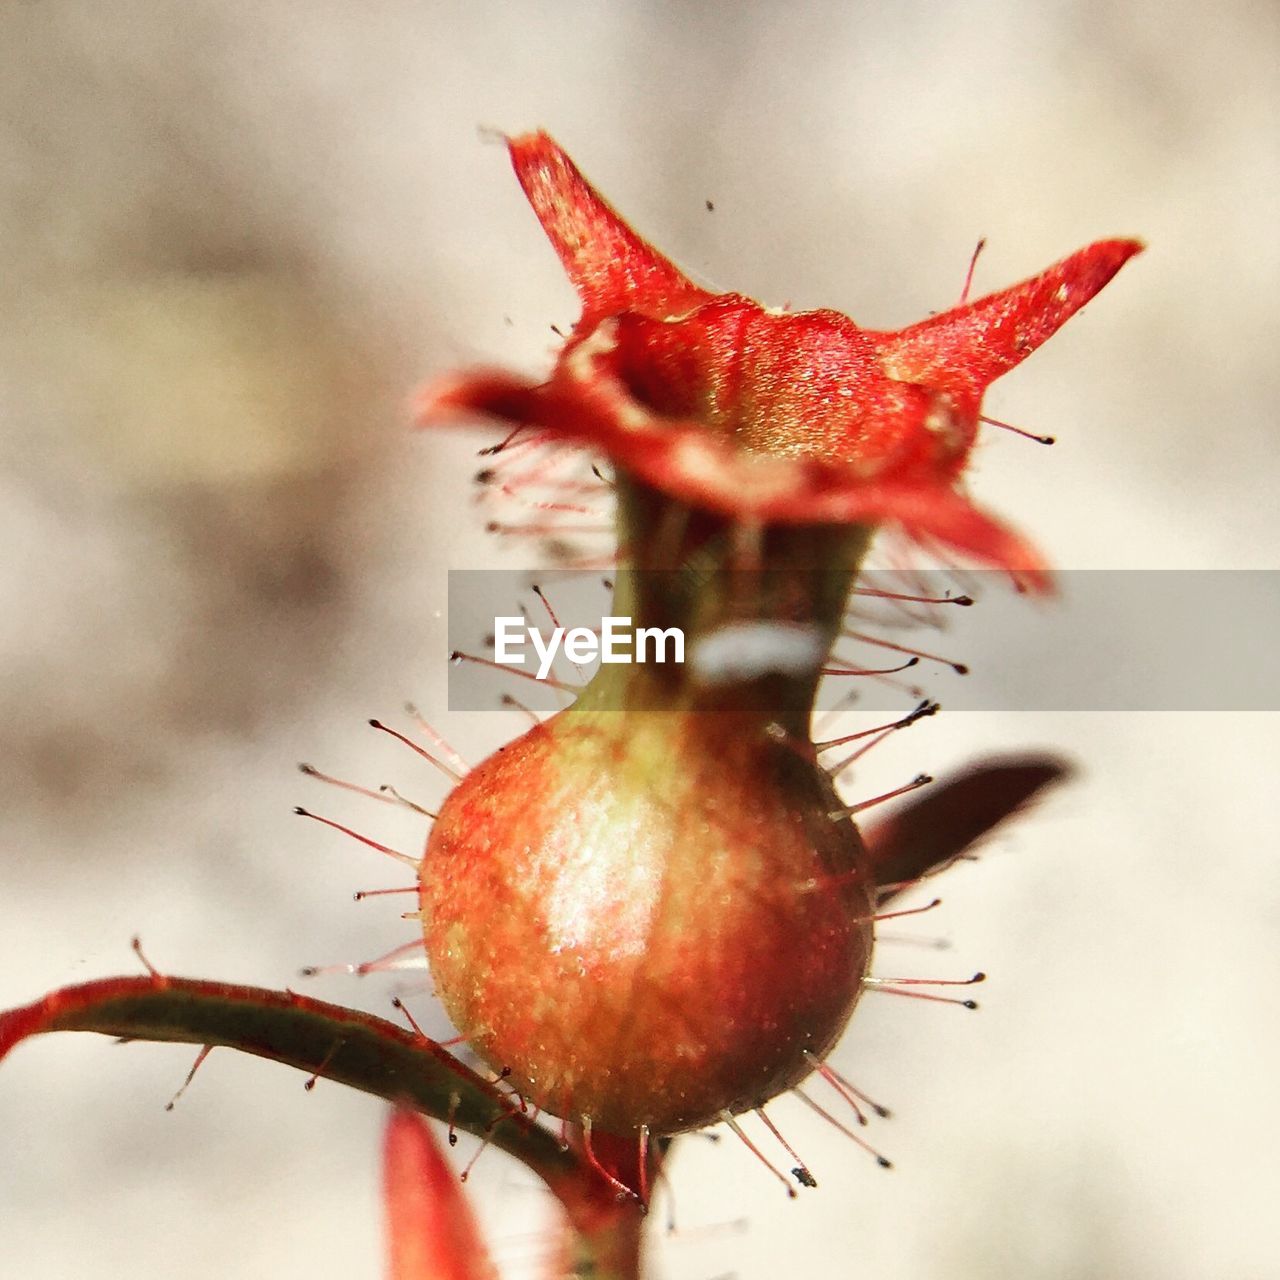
420, 704, 874, 1135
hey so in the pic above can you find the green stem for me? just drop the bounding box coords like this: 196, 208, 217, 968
577, 475, 872, 733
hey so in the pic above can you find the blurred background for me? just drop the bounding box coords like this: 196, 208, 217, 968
2, 3, 1277, 1277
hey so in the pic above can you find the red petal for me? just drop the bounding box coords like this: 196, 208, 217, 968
384, 1108, 497, 1280
420, 359, 1050, 587
508, 131, 713, 323
876, 239, 1143, 403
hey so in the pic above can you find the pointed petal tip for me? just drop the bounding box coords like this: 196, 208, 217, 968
504, 127, 551, 153
416, 371, 476, 418
879, 231, 1144, 398
1087, 236, 1145, 260
503, 128, 557, 173
416, 369, 540, 429
1069, 236, 1145, 292
502, 129, 712, 322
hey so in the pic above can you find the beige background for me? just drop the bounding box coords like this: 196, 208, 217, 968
2, 3, 1277, 1278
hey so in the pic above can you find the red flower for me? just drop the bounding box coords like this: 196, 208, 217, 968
420, 131, 1140, 584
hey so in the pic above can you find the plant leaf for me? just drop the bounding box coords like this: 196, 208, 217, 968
384, 1107, 498, 1280
0, 974, 579, 1187
865, 754, 1074, 900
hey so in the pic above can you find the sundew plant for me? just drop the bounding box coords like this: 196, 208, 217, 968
0, 132, 1139, 1280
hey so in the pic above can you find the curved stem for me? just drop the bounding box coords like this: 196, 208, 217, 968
581, 475, 872, 730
